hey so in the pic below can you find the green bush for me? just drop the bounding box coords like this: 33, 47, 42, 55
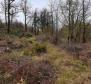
32, 43, 47, 54
27, 37, 36, 44
25, 33, 33, 38
22, 49, 32, 56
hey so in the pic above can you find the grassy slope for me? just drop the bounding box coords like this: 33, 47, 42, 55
0, 34, 91, 84
46, 43, 91, 84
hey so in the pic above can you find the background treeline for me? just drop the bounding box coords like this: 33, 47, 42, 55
0, 0, 91, 44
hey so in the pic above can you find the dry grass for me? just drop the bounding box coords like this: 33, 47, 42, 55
0, 34, 91, 84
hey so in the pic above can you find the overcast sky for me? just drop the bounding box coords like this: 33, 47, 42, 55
31, 0, 49, 10
20, 0, 49, 22
0, 0, 49, 22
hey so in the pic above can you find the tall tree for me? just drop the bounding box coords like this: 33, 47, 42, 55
82, 0, 86, 43
0, 0, 8, 27
4, 0, 7, 26
20, 0, 30, 32
7, 0, 16, 33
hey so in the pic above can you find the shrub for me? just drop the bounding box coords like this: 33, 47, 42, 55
22, 49, 32, 56
25, 33, 33, 38
32, 43, 47, 54
27, 37, 36, 44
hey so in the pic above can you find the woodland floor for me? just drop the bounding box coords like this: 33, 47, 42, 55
0, 33, 91, 84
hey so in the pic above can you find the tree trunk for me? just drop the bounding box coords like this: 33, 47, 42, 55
82, 0, 86, 43
7, 0, 10, 33
4, 0, 7, 27
25, 13, 27, 32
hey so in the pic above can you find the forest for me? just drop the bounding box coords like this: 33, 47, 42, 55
0, 0, 91, 84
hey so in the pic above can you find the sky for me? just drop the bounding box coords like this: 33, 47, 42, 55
15, 0, 49, 10
0, 0, 49, 22
30, 0, 49, 10
17, 0, 49, 22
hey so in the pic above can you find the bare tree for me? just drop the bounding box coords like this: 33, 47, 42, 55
20, 0, 30, 32
7, 0, 17, 33
32, 10, 39, 35
49, 0, 55, 35
4, 0, 7, 26
0, 0, 8, 27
